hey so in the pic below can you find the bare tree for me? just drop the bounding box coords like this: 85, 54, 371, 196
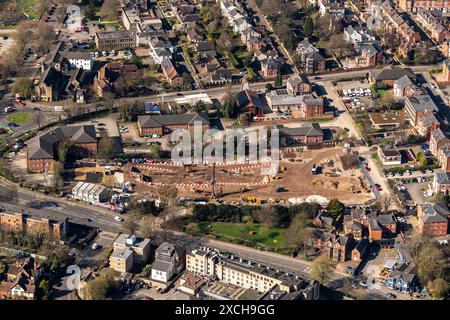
255, 206, 279, 228
33, 111, 46, 129
139, 216, 157, 238
123, 214, 139, 234
380, 194, 393, 214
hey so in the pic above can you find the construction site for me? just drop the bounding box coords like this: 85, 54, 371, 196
124, 147, 374, 205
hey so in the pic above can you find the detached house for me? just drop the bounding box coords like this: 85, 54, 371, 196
151, 242, 186, 284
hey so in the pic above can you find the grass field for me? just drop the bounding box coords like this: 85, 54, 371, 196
190, 222, 286, 249
19, 0, 40, 20
7, 112, 32, 124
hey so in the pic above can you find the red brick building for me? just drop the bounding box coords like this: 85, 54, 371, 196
137, 113, 210, 136
27, 125, 97, 173
417, 203, 449, 237
279, 123, 324, 147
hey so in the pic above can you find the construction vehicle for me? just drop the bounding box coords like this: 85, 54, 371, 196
184, 164, 193, 173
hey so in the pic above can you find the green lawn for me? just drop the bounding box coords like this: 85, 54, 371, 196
7, 112, 32, 124
191, 222, 286, 249
19, 0, 40, 20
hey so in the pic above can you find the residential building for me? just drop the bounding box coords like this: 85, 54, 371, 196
384, 242, 419, 293
179, 271, 207, 295
417, 203, 449, 237
393, 75, 422, 98
186, 246, 320, 299
235, 88, 265, 117
416, 9, 448, 43
286, 74, 311, 96
443, 60, 450, 83
266, 90, 324, 117
433, 171, 450, 194
137, 113, 210, 136
161, 58, 183, 87
27, 125, 97, 172
260, 58, 278, 78
404, 94, 438, 126
0, 212, 68, 240
369, 66, 416, 86
417, 111, 440, 139
93, 61, 139, 96
151, 242, 186, 283
94, 30, 136, 51
209, 69, 233, 85
315, 232, 351, 262
110, 234, 152, 273
296, 39, 326, 73
351, 238, 368, 262
0, 257, 43, 300
378, 146, 402, 165
278, 124, 324, 146
397, 0, 450, 12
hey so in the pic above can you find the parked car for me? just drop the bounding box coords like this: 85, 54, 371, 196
114, 216, 124, 222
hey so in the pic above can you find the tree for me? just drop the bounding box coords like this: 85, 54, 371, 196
380, 91, 395, 110
193, 100, 207, 113
379, 194, 392, 214
329, 34, 350, 59
98, 0, 117, 20
103, 91, 115, 111
326, 199, 345, 219
309, 255, 336, 284
52, 161, 64, 192
33, 111, 46, 129
417, 152, 429, 167
304, 17, 314, 38
84, 3, 97, 21
430, 278, 448, 299
123, 214, 139, 234
149, 143, 163, 159
283, 214, 313, 255
274, 69, 282, 88
97, 137, 118, 160
416, 243, 443, 284
57, 139, 74, 163
86, 269, 119, 300
221, 93, 237, 118
255, 206, 279, 228
139, 215, 157, 238
11, 77, 34, 98
342, 277, 352, 297
39, 279, 51, 300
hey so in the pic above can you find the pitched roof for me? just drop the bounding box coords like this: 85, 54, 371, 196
28, 125, 97, 160
420, 202, 449, 223
138, 113, 210, 128
279, 123, 323, 137
370, 66, 415, 81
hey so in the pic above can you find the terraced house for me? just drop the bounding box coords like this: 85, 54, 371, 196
27, 125, 97, 172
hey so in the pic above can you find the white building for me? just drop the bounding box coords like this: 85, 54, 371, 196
65, 51, 94, 71
151, 242, 185, 283
71, 182, 107, 203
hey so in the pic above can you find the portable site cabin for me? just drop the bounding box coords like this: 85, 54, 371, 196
72, 182, 85, 198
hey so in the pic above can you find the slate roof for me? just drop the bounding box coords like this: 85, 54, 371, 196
370, 66, 415, 81
395, 75, 413, 89
420, 202, 449, 223
138, 113, 210, 128
435, 172, 450, 185
377, 213, 396, 225
28, 125, 97, 160
278, 123, 323, 137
